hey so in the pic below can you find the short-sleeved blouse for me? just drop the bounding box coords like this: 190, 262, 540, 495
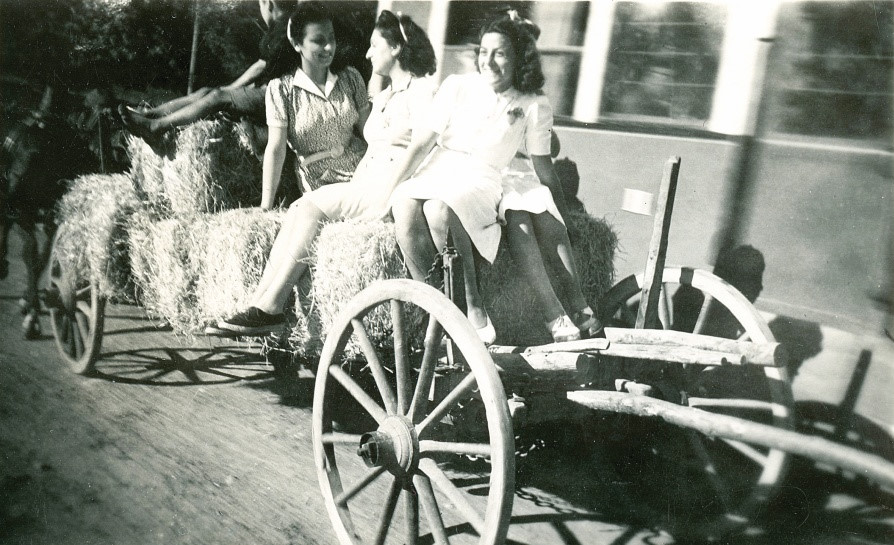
305, 76, 437, 221
391, 73, 554, 263
266, 66, 369, 192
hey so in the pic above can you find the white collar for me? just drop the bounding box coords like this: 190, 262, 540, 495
291, 67, 339, 98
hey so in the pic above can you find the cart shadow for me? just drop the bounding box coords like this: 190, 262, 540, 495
86, 345, 275, 386
498, 406, 894, 545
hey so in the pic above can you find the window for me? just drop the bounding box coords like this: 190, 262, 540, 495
600, 2, 726, 125
767, 1, 893, 144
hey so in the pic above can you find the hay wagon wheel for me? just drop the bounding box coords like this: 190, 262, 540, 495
598, 266, 794, 536
313, 279, 515, 545
45, 234, 105, 374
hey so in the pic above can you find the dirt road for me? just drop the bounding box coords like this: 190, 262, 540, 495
1, 238, 892, 545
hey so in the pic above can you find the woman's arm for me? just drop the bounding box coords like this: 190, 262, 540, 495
260, 126, 289, 210
531, 154, 569, 219
386, 129, 439, 191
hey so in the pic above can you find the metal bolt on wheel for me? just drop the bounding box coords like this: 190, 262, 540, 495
313, 279, 515, 545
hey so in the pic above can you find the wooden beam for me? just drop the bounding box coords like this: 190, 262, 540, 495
636, 157, 681, 329
567, 390, 894, 491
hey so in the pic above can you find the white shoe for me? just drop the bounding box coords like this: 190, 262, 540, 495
548, 315, 581, 343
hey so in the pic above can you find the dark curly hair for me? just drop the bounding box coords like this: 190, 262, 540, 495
478, 15, 545, 94
287, 1, 351, 73
375, 10, 437, 77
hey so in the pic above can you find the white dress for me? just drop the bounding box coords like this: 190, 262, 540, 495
499, 153, 564, 225
304, 76, 437, 221
390, 73, 553, 263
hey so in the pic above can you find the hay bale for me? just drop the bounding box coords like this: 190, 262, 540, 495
193, 208, 284, 324
126, 134, 166, 210
127, 212, 201, 333
162, 120, 262, 215
128, 208, 287, 336
480, 210, 618, 345
302, 220, 420, 359
54, 173, 142, 301
126, 120, 262, 217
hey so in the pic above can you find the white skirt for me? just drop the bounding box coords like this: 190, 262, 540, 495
498, 155, 564, 225
390, 147, 503, 263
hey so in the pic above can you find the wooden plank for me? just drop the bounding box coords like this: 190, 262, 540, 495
636, 157, 682, 329
567, 390, 894, 490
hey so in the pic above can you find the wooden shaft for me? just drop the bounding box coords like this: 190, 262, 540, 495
491, 327, 785, 368
636, 157, 681, 329
567, 390, 894, 490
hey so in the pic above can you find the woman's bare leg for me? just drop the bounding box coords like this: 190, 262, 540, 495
141, 88, 214, 118
505, 210, 565, 323
392, 197, 437, 282
125, 88, 231, 135
251, 199, 327, 314
422, 200, 488, 329
531, 212, 589, 313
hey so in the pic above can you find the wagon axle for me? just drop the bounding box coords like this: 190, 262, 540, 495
357, 416, 419, 476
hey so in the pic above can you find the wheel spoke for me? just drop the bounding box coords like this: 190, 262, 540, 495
721, 438, 770, 467
320, 432, 364, 445
333, 466, 386, 507
418, 458, 484, 535
374, 477, 402, 545
404, 481, 419, 545
413, 474, 449, 545
351, 318, 397, 415
417, 373, 478, 437
328, 364, 389, 425
420, 440, 491, 458
76, 300, 92, 317
658, 285, 671, 329
685, 431, 733, 511
692, 294, 714, 335
391, 300, 411, 415
72, 317, 84, 357
409, 316, 443, 423
59, 314, 71, 343
75, 285, 91, 300
737, 331, 750, 341
75, 311, 90, 343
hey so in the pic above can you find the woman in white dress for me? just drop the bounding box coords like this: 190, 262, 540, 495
389, 14, 588, 344
214, 11, 438, 335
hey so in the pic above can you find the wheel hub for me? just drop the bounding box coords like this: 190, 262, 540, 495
357, 415, 418, 476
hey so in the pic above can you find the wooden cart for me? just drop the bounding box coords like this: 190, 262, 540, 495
44, 158, 894, 544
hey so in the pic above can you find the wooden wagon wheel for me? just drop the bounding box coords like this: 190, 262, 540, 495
45, 235, 105, 374
598, 266, 794, 536
313, 279, 515, 545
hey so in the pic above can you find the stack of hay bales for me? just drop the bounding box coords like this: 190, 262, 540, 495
291, 211, 617, 358
54, 173, 142, 301
123, 120, 268, 333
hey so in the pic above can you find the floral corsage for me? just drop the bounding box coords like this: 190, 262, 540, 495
507, 106, 525, 125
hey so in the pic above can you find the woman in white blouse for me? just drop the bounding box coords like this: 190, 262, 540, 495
214, 11, 437, 335
389, 14, 596, 345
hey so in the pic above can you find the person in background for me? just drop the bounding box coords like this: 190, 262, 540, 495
120, 0, 299, 147
212, 11, 437, 335
390, 13, 583, 345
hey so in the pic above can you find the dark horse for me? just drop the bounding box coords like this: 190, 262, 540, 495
1, 85, 125, 338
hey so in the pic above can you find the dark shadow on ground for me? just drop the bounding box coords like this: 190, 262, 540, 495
768, 316, 824, 378
87, 345, 274, 385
